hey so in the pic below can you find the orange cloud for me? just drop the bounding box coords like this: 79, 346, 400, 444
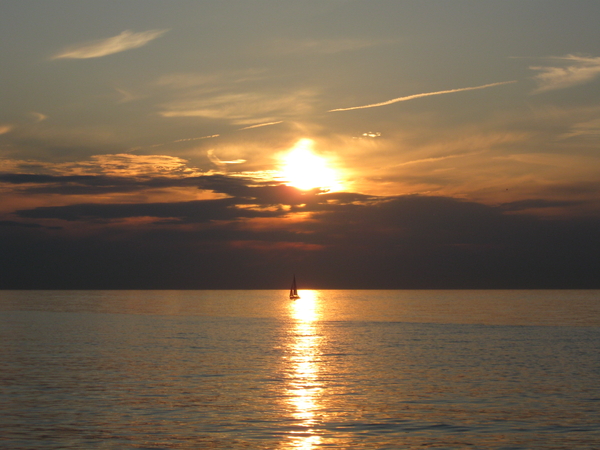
52, 29, 168, 59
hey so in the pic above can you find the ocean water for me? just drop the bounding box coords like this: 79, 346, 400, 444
1, 290, 599, 449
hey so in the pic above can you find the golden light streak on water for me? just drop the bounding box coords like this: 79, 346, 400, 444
286, 290, 323, 449
291, 290, 319, 322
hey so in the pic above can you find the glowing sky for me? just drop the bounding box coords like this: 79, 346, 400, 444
1, 1, 600, 288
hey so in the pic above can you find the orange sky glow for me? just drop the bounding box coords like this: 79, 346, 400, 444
1, 1, 599, 288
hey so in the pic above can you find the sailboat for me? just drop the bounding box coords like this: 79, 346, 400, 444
289, 275, 300, 300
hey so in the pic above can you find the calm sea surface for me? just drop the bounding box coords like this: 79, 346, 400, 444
1, 290, 599, 449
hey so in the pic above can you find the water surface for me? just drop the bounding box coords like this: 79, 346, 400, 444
1, 290, 599, 449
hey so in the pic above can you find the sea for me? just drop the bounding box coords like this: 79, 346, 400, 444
1, 290, 599, 449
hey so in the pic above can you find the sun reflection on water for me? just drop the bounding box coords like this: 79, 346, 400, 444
291, 290, 319, 322
285, 290, 323, 449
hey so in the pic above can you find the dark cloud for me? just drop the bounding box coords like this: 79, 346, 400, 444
499, 199, 585, 212
0, 173, 206, 195
12, 175, 376, 223
0, 220, 45, 228
16, 198, 282, 223
196, 175, 325, 205
0, 173, 338, 204
3, 175, 599, 289
541, 181, 600, 197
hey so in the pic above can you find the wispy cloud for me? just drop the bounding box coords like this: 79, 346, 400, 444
70, 154, 199, 177
155, 69, 266, 89
394, 151, 484, 167
0, 124, 14, 135
0, 154, 202, 178
561, 118, 600, 139
173, 134, 220, 143
207, 150, 246, 168
159, 90, 315, 125
52, 29, 168, 59
30, 112, 48, 122
155, 73, 219, 89
329, 81, 517, 112
238, 121, 283, 131
115, 88, 145, 103
262, 38, 388, 56
353, 131, 381, 139
530, 55, 600, 93
131, 134, 220, 151
89, 154, 200, 177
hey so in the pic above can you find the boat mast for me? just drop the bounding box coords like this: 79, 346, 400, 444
290, 274, 299, 299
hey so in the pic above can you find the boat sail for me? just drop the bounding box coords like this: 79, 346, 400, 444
289, 275, 300, 299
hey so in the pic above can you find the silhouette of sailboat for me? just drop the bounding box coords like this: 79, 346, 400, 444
289, 275, 300, 300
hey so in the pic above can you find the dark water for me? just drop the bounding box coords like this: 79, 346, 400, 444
1, 290, 599, 449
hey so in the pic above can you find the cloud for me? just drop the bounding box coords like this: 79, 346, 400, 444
498, 199, 583, 212
262, 38, 387, 56
159, 90, 316, 124
7, 174, 352, 219
115, 88, 147, 103
154, 70, 312, 126
155, 73, 218, 89
16, 198, 259, 223
0, 172, 205, 196
561, 118, 600, 139
83, 154, 201, 177
52, 29, 168, 59
530, 55, 600, 93
173, 134, 220, 143
0, 220, 45, 229
393, 151, 484, 167
30, 112, 48, 122
329, 81, 517, 112
207, 150, 246, 168
155, 69, 266, 89
238, 121, 283, 131
0, 154, 202, 178
8, 181, 600, 289
0, 124, 14, 135
357, 132, 381, 138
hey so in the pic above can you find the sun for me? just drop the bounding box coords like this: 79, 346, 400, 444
280, 139, 340, 191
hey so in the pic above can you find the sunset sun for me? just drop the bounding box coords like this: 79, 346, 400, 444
280, 139, 340, 191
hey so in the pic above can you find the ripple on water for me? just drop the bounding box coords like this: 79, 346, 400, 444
1, 290, 599, 449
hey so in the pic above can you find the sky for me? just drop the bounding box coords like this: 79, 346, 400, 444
1, 0, 600, 289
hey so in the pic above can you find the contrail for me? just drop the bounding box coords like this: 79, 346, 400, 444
173, 134, 220, 143
328, 80, 517, 112
238, 121, 283, 130
393, 151, 485, 167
